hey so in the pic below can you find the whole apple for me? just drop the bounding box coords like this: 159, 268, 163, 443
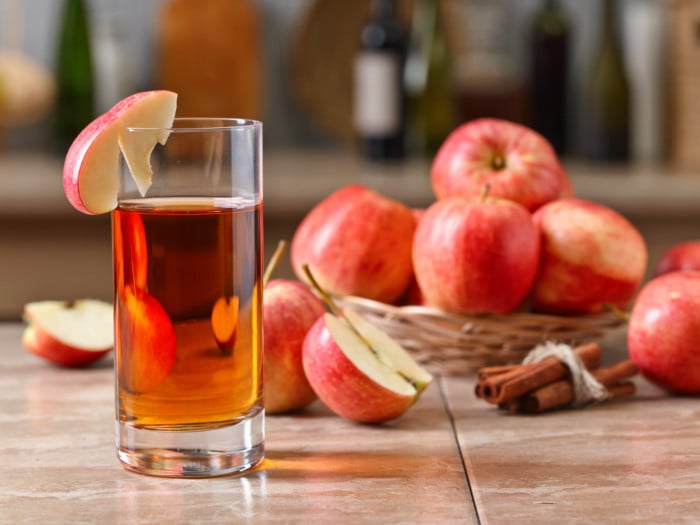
412, 195, 540, 314
628, 271, 700, 394
654, 240, 700, 276
531, 198, 648, 314
291, 184, 416, 304
431, 118, 570, 212
263, 279, 326, 414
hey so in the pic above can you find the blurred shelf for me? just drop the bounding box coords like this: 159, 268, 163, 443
1, 149, 700, 219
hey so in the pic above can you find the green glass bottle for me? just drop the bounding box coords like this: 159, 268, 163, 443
581, 0, 630, 162
55, 0, 95, 152
404, 0, 453, 156
531, 0, 570, 155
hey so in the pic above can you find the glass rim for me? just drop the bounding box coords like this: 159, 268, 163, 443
126, 117, 262, 133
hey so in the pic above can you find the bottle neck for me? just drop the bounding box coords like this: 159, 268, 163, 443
602, 0, 618, 34
371, 0, 395, 19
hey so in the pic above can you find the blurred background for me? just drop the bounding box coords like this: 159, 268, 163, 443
0, 0, 682, 161
0, 0, 699, 319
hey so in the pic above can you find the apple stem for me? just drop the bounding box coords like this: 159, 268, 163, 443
480, 184, 491, 202
604, 303, 630, 322
301, 264, 345, 319
263, 240, 287, 287
301, 263, 424, 393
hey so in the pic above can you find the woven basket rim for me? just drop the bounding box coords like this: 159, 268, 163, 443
335, 294, 627, 375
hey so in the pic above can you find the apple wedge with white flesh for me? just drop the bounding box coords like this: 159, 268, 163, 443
300, 264, 433, 423
22, 299, 114, 367
343, 309, 432, 392
63, 90, 177, 215
303, 312, 432, 423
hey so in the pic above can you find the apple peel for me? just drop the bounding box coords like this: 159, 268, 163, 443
63, 90, 177, 215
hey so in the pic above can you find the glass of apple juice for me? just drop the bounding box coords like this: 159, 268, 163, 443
113, 118, 264, 477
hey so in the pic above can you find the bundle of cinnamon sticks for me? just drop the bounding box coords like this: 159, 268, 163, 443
474, 342, 638, 414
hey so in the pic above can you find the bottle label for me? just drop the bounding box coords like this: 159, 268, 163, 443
353, 51, 401, 136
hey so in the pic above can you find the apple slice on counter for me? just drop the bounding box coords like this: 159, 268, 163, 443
63, 90, 177, 215
22, 299, 114, 367
300, 264, 432, 423
303, 310, 432, 423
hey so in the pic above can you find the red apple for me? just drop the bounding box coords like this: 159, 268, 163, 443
63, 90, 177, 215
263, 279, 327, 414
22, 299, 113, 367
431, 118, 570, 212
412, 195, 540, 314
654, 241, 700, 276
627, 271, 700, 394
531, 198, 648, 314
291, 184, 416, 304
303, 310, 432, 423
116, 287, 177, 393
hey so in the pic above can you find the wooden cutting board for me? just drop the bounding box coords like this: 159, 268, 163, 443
155, 0, 263, 120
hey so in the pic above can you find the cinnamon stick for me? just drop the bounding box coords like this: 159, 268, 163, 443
518, 360, 638, 414
476, 364, 520, 381
478, 342, 602, 404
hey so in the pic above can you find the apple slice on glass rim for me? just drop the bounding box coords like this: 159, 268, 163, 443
63, 90, 178, 215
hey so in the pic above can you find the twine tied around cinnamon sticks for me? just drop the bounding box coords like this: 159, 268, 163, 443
475, 342, 638, 414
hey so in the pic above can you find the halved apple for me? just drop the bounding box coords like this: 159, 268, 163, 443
22, 299, 113, 367
63, 90, 177, 215
302, 311, 433, 423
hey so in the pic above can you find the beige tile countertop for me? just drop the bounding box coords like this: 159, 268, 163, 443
2, 322, 700, 524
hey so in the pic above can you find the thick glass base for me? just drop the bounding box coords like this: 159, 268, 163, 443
117, 408, 264, 478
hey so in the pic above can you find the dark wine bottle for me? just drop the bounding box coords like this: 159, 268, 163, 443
581, 0, 630, 162
404, 0, 454, 156
530, 0, 570, 155
55, 0, 95, 152
353, 0, 407, 161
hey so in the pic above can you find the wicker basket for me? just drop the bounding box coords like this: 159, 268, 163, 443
336, 295, 626, 376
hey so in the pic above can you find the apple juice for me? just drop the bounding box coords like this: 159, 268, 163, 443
113, 197, 263, 430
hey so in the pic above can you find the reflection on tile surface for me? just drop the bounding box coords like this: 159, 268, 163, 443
0, 325, 474, 524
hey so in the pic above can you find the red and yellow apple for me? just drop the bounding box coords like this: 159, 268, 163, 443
263, 279, 327, 414
63, 90, 177, 215
431, 118, 570, 212
531, 198, 647, 314
412, 195, 540, 314
291, 184, 416, 304
627, 271, 700, 394
302, 310, 432, 423
654, 240, 700, 276
116, 287, 177, 393
22, 299, 113, 367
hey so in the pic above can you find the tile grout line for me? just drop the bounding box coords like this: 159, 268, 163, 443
438, 375, 483, 525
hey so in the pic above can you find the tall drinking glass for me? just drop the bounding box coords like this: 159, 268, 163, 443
113, 118, 264, 477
